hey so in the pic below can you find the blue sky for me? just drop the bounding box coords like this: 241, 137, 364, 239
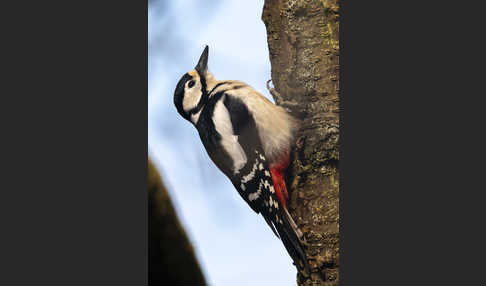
148, 1, 297, 285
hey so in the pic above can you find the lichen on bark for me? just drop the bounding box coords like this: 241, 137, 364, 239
262, 0, 339, 285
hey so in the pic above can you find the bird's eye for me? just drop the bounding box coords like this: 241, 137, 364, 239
188, 80, 195, 88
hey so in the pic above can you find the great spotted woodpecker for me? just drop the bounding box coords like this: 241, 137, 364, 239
173, 46, 309, 272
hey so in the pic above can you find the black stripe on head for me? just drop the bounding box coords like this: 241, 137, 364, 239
208, 81, 232, 96
173, 73, 193, 121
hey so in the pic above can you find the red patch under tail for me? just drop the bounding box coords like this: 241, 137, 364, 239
270, 151, 290, 209
269, 152, 310, 273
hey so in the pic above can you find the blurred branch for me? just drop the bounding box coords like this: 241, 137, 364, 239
148, 158, 207, 286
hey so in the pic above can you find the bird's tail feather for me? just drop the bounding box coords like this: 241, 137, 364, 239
264, 216, 280, 239
274, 209, 310, 275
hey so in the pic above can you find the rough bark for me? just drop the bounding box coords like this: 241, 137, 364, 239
262, 0, 339, 285
148, 159, 207, 286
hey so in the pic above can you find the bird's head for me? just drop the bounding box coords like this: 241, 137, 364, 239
174, 45, 215, 124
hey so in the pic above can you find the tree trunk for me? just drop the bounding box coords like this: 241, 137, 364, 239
262, 1, 339, 285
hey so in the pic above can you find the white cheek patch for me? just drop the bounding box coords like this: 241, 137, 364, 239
213, 99, 247, 174
182, 83, 202, 113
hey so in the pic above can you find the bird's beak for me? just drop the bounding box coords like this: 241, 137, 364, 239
195, 45, 209, 75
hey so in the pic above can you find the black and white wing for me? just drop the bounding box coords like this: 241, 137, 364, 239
220, 93, 278, 215
196, 89, 308, 271
221, 93, 309, 272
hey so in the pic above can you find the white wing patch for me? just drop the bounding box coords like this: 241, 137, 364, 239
213, 98, 247, 174
224, 82, 299, 164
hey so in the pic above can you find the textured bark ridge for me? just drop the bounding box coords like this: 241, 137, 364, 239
262, 0, 339, 285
